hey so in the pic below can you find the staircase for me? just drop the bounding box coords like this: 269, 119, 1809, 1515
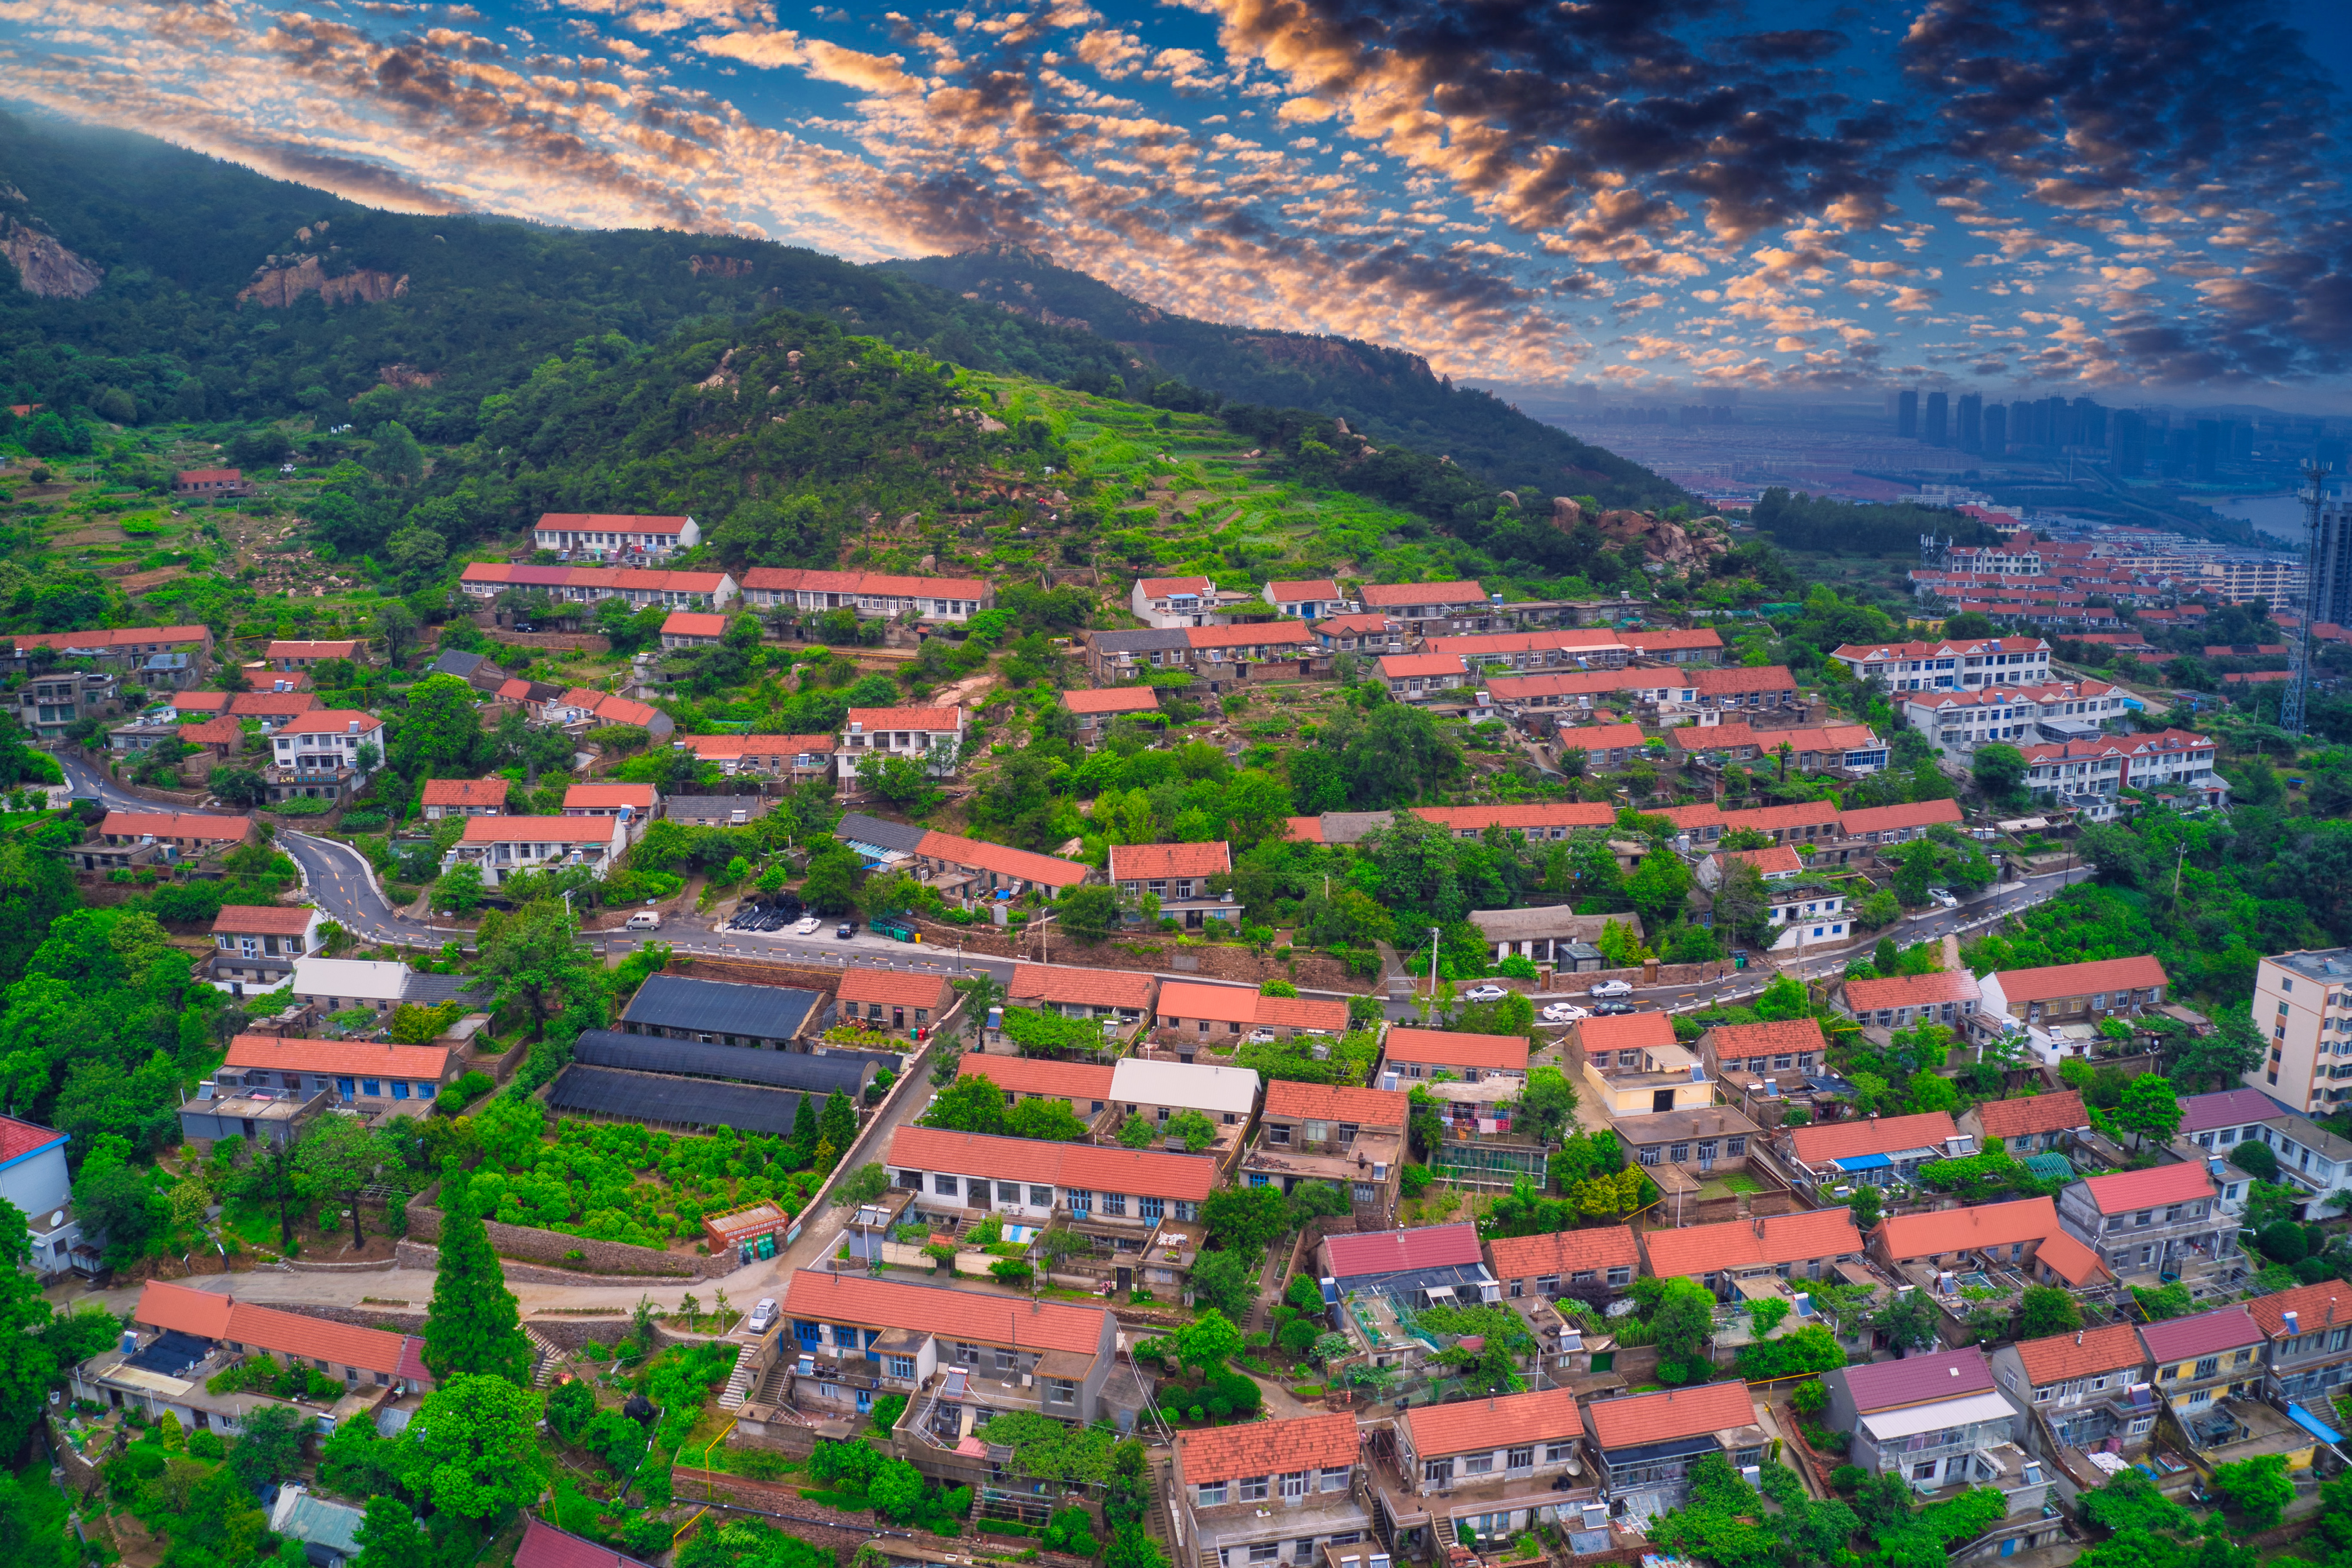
1434, 1516, 1460, 1549
718, 1341, 762, 1411
525, 1328, 564, 1389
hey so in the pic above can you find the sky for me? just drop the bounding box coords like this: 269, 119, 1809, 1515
3, 0, 2351, 402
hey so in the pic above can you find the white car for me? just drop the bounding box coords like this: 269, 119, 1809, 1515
1927, 888, 1960, 910
792, 914, 822, 935
1246, 1029, 1277, 1044
1541, 1002, 1589, 1023
1462, 984, 1508, 1002
1588, 979, 1635, 998
747, 1298, 779, 1335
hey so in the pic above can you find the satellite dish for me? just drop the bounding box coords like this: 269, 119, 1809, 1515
50, 1211, 64, 1227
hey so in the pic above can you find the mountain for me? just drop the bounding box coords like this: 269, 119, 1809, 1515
882, 246, 1684, 509
0, 110, 1678, 508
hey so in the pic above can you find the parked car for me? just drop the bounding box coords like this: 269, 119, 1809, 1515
1591, 999, 1637, 1016
747, 1298, 779, 1334
1246, 1029, 1277, 1043
1540, 1002, 1588, 1023
625, 910, 662, 931
1927, 887, 1960, 910
1588, 978, 1634, 998
1461, 983, 1508, 1002
836, 922, 856, 939
793, 914, 822, 936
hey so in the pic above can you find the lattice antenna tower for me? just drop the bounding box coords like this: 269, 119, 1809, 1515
2282, 461, 2333, 740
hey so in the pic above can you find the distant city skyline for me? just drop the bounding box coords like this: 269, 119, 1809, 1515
2, 0, 2349, 400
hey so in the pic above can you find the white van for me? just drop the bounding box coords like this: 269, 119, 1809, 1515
625, 911, 662, 931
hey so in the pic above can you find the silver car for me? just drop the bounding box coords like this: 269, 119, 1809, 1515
747, 1297, 779, 1335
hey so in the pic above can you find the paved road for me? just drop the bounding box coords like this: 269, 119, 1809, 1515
56, 748, 181, 813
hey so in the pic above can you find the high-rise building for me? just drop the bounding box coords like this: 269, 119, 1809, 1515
1897, 390, 1918, 438
1923, 392, 1948, 445
1982, 403, 2007, 455
2076, 399, 2107, 448
2250, 949, 2352, 1115
2195, 420, 2221, 480
1957, 394, 1982, 453
2113, 410, 2146, 477
2313, 482, 2352, 629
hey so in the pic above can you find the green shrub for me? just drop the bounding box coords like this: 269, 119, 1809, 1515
1399, 1164, 1433, 1198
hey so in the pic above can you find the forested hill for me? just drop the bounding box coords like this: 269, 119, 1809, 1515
884, 246, 1684, 510
0, 112, 1681, 510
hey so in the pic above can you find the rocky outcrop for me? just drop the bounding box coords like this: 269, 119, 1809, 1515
1551, 496, 1733, 573
237, 255, 407, 308
377, 362, 439, 389
0, 215, 101, 298
689, 254, 753, 279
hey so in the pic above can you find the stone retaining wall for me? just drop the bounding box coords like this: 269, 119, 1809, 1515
669, 1468, 1103, 1568
400, 1182, 730, 1280
665, 954, 845, 997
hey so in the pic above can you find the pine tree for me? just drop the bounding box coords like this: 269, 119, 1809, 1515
817, 1090, 857, 1171
792, 1091, 821, 1166
423, 1173, 533, 1387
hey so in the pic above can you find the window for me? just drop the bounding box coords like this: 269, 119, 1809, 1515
1669, 1143, 1690, 1162
2194, 1357, 2218, 1380
1319, 1468, 1349, 1492
1248, 1547, 1279, 1565
887, 1355, 914, 1380
997, 1181, 1022, 1204
1241, 1477, 1270, 1503
1727, 1136, 1748, 1157
1067, 1187, 1093, 1213
1507, 1447, 1533, 1473
361, 1079, 382, 1097
1462, 1455, 1493, 1476
1353, 1183, 1377, 1204
1281, 1471, 1308, 1500
1029, 1184, 1054, 1207
1102, 1192, 1128, 1218
1607, 1265, 1632, 1286
1544, 1442, 1574, 1465
1423, 1459, 1453, 1485
1141, 1195, 1165, 1222
1268, 1125, 1292, 1145
1049, 1378, 1077, 1404
1912, 1461, 1939, 1481
1198, 1483, 1228, 1507
934, 1174, 960, 1197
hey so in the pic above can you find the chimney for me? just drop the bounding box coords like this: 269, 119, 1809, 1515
2075, 1331, 2083, 1345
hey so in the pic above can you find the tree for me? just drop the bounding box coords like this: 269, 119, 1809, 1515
1202, 1185, 1289, 1255
863, 753, 940, 811
832, 1163, 890, 1207
1651, 1277, 1715, 1370
1754, 974, 1809, 1020
390, 674, 483, 775
2165, 1009, 2266, 1094
373, 600, 422, 667
817, 1089, 858, 1170
1625, 848, 1694, 931
434, 861, 486, 915
1972, 742, 2027, 803
422, 1176, 533, 1387
2207, 1453, 2293, 1533
2226, 1138, 2279, 1183
1878, 1287, 1941, 1353
229, 1402, 307, 1489
475, 899, 604, 1036
1057, 883, 1119, 943
1170, 1308, 1243, 1375
298, 1115, 394, 1251
368, 420, 425, 484
2018, 1285, 2082, 1340
398, 1373, 550, 1522
1186, 1248, 1256, 1319
921, 1075, 1010, 1136
352, 1494, 430, 1568
869, 1456, 927, 1522
209, 766, 270, 808
2107, 1073, 2181, 1151
801, 846, 861, 915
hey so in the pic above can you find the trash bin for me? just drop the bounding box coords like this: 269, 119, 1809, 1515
756, 1233, 776, 1259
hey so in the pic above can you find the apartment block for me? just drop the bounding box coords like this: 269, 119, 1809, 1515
2251, 949, 2352, 1114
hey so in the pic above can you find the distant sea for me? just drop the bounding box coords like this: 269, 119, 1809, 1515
2212, 492, 2304, 546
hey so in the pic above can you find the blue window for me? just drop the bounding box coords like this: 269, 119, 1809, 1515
1066, 1187, 1092, 1214
361, 1079, 382, 1097
337, 1077, 355, 1098
1248, 1173, 1270, 1188
795, 1320, 822, 1348
834, 1325, 860, 1349
1140, 1195, 1165, 1222
390, 1082, 410, 1100
856, 1387, 873, 1413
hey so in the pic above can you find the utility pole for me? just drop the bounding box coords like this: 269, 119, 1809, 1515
2282, 461, 2332, 741
2173, 837, 2186, 901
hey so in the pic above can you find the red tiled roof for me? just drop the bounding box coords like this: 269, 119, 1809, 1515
887, 1127, 1218, 1201
211, 905, 316, 936
421, 778, 507, 807
1584, 1381, 1757, 1451
1838, 799, 1963, 836
1323, 1222, 1483, 1280
848, 706, 962, 731
2139, 1304, 2264, 1363
2033, 1226, 2111, 1286
685, 733, 834, 757
460, 816, 621, 843
133, 1280, 233, 1338
265, 640, 361, 657
1136, 576, 1214, 597
661, 612, 728, 637
2015, 1323, 2150, 1386
1576, 1011, 1677, 1055
741, 567, 985, 597
1707, 1019, 1826, 1063
0, 1114, 67, 1166
178, 717, 242, 746
101, 811, 251, 842
1691, 665, 1796, 694
2246, 1279, 2352, 1338
564, 783, 658, 810
1383, 1027, 1528, 1072
133, 1282, 411, 1375
1839, 1347, 1994, 1411
279, 710, 383, 736
1254, 995, 1350, 1032
2081, 1161, 2214, 1215
1556, 723, 1648, 751
1417, 803, 1617, 833
1486, 671, 1642, 699
1411, 1386, 1580, 1457
914, 830, 1090, 889
1315, 612, 1397, 637
1360, 580, 1484, 606
1186, 621, 1312, 649
1109, 841, 1233, 880
1485, 1225, 1638, 1281
1007, 964, 1158, 1012
1155, 981, 1259, 1025
780, 1269, 1112, 1355
956, 1054, 1116, 1104
1990, 956, 2168, 1004
1840, 970, 1980, 1014
1379, 652, 1471, 679
177, 468, 241, 483
837, 968, 953, 1009
1788, 1111, 1960, 1166
1267, 579, 1343, 600
1262, 1080, 1409, 1127
1873, 1197, 2059, 1262
1974, 1091, 2089, 1140
1282, 815, 1327, 843
1723, 845, 1803, 876
1642, 1210, 1863, 1279
517, 1515, 654, 1568
1623, 628, 1725, 653
539, 511, 691, 533
225, 1035, 453, 1080
171, 692, 230, 713
1178, 1412, 1358, 1485
1061, 687, 1160, 715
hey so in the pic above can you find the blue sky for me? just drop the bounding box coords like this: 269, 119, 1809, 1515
3, 0, 2349, 401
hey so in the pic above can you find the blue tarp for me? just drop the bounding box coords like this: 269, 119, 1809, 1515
1833, 1153, 1893, 1172
2287, 1402, 2344, 1444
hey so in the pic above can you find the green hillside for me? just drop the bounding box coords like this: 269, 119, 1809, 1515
0, 112, 1679, 511
884, 245, 1684, 509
